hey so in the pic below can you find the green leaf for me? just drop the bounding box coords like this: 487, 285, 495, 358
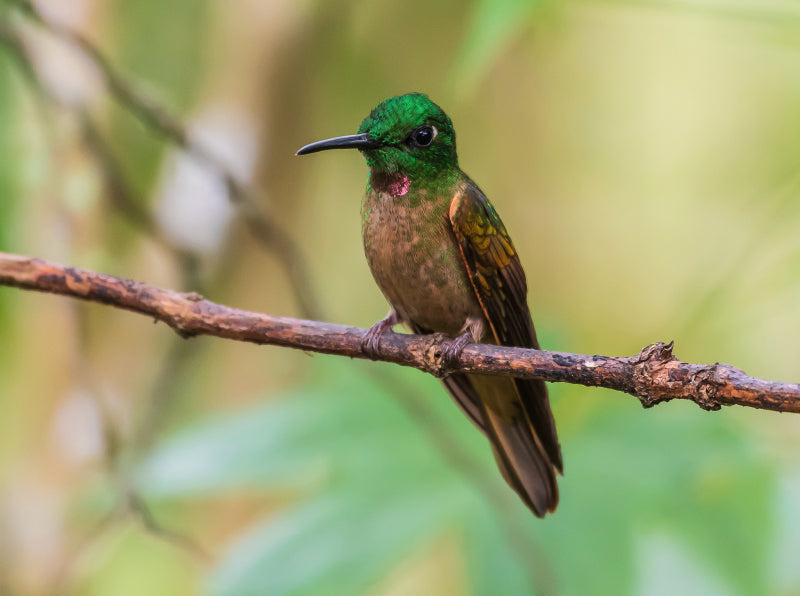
137, 364, 504, 594
634, 533, 733, 596
463, 507, 544, 596
135, 365, 467, 498
537, 402, 774, 595
136, 391, 437, 497
210, 483, 462, 596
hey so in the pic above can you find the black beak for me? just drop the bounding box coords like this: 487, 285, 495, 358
296, 133, 382, 156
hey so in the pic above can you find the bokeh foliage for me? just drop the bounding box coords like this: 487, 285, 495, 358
1, 0, 800, 594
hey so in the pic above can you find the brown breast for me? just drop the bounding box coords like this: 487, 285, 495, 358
361, 187, 483, 337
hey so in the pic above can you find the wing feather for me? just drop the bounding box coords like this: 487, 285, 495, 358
449, 181, 562, 473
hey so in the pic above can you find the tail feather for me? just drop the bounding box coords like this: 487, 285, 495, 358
458, 375, 559, 517
423, 323, 561, 516
514, 377, 563, 474
442, 373, 487, 433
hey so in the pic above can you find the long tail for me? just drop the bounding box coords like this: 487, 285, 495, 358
446, 374, 560, 517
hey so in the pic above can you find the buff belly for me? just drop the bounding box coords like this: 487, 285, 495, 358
362, 190, 484, 338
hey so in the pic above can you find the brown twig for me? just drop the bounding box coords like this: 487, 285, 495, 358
1, 251, 798, 413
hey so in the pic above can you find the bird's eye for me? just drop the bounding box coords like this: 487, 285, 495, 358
411, 125, 437, 148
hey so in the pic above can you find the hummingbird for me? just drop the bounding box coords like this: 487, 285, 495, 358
297, 93, 562, 517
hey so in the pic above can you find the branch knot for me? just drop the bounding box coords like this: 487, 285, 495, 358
690, 365, 724, 411
635, 340, 675, 365
420, 333, 452, 378
632, 341, 677, 408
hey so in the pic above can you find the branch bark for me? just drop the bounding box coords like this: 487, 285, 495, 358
1, 251, 798, 413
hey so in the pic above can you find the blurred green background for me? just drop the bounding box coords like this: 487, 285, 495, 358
1, 0, 800, 594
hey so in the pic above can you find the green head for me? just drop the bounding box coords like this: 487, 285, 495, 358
297, 93, 458, 179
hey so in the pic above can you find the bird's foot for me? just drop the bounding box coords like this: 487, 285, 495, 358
437, 317, 484, 374
361, 309, 401, 360
439, 331, 474, 372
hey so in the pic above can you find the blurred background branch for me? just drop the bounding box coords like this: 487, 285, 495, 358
0, 15, 212, 577
6, 0, 321, 320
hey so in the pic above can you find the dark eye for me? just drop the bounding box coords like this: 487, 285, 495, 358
411, 125, 437, 148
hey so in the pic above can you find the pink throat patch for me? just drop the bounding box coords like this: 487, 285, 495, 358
373, 172, 411, 197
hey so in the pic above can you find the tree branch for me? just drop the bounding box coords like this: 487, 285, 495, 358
1, 251, 798, 413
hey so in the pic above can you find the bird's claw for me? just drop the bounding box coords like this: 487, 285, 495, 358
439, 331, 473, 371
361, 319, 393, 359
